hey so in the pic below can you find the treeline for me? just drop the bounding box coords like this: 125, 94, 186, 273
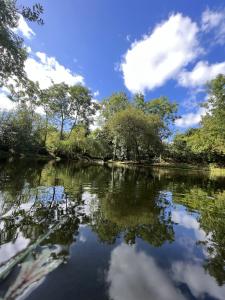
0, 81, 177, 160
0, 75, 225, 165
169, 75, 225, 165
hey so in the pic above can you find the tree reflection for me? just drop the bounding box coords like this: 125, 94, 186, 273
172, 187, 225, 285
0, 159, 224, 295
91, 167, 174, 246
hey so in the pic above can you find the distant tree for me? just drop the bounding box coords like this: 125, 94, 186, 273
69, 85, 98, 135
107, 107, 162, 160
101, 92, 129, 121
44, 83, 97, 140
8, 79, 41, 114
134, 95, 178, 138
44, 83, 71, 140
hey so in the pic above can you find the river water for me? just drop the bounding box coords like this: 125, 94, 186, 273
0, 160, 224, 300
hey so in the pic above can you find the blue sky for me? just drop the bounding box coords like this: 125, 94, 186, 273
2, 0, 225, 130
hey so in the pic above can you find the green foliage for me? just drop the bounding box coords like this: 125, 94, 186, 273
134, 95, 178, 138
101, 92, 129, 121
107, 106, 162, 160
0, 104, 46, 154
0, 0, 43, 86
42, 83, 96, 140
169, 75, 225, 165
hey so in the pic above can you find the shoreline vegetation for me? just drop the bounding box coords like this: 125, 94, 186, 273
1, 75, 225, 168
1, 151, 225, 177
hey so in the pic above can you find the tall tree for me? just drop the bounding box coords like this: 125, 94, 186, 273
45, 83, 70, 140
107, 107, 162, 160
44, 83, 97, 140
134, 95, 178, 138
101, 92, 129, 121
69, 85, 97, 135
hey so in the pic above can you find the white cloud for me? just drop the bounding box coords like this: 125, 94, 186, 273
121, 13, 201, 93
201, 8, 225, 44
175, 107, 206, 128
25, 52, 84, 89
201, 8, 224, 31
14, 15, 35, 39
0, 92, 17, 111
178, 61, 225, 88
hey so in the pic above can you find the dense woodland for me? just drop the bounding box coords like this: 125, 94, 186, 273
0, 1, 225, 166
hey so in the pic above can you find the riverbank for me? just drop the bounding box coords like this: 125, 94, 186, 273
106, 160, 225, 175
1, 151, 225, 176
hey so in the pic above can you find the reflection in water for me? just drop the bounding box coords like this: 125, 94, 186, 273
3, 247, 63, 300
107, 243, 185, 300
0, 160, 224, 299
172, 261, 225, 300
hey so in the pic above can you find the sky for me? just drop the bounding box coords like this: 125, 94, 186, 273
1, 0, 225, 131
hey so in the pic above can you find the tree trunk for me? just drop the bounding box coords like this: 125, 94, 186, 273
60, 115, 64, 140
44, 113, 48, 146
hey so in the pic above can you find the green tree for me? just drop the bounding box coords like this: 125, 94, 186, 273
107, 106, 162, 160
0, 104, 45, 154
134, 95, 178, 138
68, 84, 98, 135
101, 92, 129, 121
0, 0, 43, 86
43, 83, 97, 141
44, 83, 71, 140
174, 74, 225, 164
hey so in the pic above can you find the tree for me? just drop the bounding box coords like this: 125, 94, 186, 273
101, 92, 129, 121
174, 74, 225, 163
8, 79, 41, 113
45, 83, 70, 140
134, 95, 178, 138
44, 83, 97, 140
0, 0, 43, 86
107, 107, 162, 160
201, 74, 225, 155
0, 104, 45, 154
68, 85, 98, 135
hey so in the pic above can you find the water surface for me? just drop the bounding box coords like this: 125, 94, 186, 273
0, 160, 224, 300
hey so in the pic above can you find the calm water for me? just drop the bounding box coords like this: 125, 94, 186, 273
0, 160, 224, 300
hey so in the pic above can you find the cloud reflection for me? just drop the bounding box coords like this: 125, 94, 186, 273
107, 243, 225, 300
172, 262, 225, 300
107, 243, 185, 300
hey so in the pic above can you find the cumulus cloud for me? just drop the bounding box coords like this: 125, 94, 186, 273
14, 15, 35, 39
178, 61, 225, 88
121, 13, 201, 93
25, 52, 84, 89
0, 51, 85, 112
201, 8, 225, 44
175, 107, 206, 128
